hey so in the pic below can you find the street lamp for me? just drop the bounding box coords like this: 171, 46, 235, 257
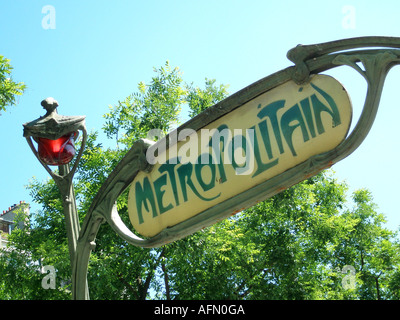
22, 97, 155, 300
23, 97, 88, 298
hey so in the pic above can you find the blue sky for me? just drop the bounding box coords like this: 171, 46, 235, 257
1, 0, 400, 233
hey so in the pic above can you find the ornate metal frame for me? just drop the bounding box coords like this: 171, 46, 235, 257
24, 36, 400, 299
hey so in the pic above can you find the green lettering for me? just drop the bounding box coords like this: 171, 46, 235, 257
257, 101, 285, 154
310, 83, 341, 134
256, 121, 273, 159
177, 162, 220, 203
251, 126, 279, 178
227, 134, 249, 171
280, 103, 310, 156
195, 153, 216, 192
153, 174, 173, 214
135, 177, 157, 224
300, 97, 316, 138
158, 158, 180, 207
208, 124, 229, 184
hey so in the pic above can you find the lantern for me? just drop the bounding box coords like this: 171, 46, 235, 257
23, 97, 86, 168
35, 132, 78, 166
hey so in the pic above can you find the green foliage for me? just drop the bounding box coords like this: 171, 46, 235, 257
0, 55, 26, 113
160, 172, 400, 300
0, 179, 72, 299
1, 61, 399, 300
103, 61, 187, 148
186, 78, 229, 118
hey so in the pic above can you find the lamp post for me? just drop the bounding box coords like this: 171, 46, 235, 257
22, 96, 154, 299
23, 97, 88, 299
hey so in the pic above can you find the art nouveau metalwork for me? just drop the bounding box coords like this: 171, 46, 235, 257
23, 36, 400, 299
23, 97, 88, 298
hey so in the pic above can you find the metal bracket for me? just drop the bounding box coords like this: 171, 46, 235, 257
287, 36, 400, 84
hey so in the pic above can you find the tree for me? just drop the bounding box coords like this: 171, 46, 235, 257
160, 173, 400, 300
332, 189, 400, 300
1, 61, 399, 300
0, 55, 26, 114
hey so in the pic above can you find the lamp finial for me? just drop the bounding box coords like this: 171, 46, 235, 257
41, 97, 59, 116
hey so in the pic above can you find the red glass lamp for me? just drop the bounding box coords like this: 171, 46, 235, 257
35, 132, 78, 166
23, 97, 86, 170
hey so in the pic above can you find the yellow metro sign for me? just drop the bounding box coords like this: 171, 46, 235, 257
128, 74, 352, 237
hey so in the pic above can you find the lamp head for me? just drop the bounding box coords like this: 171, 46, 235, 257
23, 98, 86, 166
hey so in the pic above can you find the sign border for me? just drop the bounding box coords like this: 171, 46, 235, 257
128, 74, 353, 237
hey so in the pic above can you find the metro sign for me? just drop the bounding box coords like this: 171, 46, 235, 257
25, 37, 400, 299
128, 74, 352, 237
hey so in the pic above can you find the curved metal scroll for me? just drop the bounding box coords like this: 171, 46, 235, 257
73, 36, 400, 299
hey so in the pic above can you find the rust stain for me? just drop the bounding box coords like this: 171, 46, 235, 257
231, 207, 245, 216
277, 186, 287, 193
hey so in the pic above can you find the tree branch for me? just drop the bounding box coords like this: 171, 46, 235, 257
117, 272, 139, 300
140, 249, 165, 300
160, 248, 171, 300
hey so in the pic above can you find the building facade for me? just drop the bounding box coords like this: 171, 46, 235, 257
0, 201, 29, 249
